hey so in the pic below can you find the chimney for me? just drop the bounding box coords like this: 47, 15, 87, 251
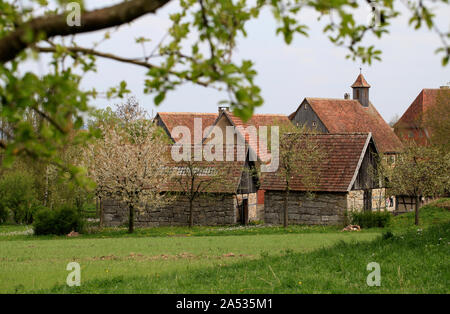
344, 93, 350, 100
218, 105, 229, 113
351, 73, 371, 107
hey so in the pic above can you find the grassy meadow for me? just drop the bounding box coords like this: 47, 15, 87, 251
0, 200, 449, 293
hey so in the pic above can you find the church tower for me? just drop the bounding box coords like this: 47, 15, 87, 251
351, 73, 371, 107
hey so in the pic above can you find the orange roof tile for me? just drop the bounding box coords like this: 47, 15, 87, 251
218, 111, 292, 161
155, 112, 218, 144
290, 98, 403, 153
395, 88, 448, 128
351, 74, 371, 88
260, 133, 374, 192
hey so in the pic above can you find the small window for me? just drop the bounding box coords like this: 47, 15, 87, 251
312, 121, 317, 127
356, 90, 360, 98
304, 104, 308, 110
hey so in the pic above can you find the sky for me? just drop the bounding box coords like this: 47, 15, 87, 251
24, 0, 450, 123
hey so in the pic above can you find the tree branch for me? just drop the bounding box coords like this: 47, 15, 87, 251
35, 45, 211, 87
0, 0, 171, 63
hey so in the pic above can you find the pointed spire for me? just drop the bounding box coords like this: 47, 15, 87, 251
351, 73, 371, 88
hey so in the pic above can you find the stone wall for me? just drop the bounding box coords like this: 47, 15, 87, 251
264, 191, 347, 225
235, 193, 264, 222
103, 194, 237, 227
347, 188, 395, 212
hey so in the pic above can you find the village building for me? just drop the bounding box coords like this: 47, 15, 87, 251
288, 74, 403, 155
203, 108, 292, 221
288, 74, 403, 211
394, 86, 450, 146
153, 109, 290, 222
261, 133, 382, 225
391, 86, 450, 212
102, 145, 259, 227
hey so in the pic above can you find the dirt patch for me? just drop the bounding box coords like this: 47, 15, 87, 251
91, 255, 120, 261
88, 251, 255, 262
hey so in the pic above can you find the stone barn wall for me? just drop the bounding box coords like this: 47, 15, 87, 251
103, 193, 236, 227
347, 188, 395, 212
264, 191, 347, 225
235, 193, 264, 222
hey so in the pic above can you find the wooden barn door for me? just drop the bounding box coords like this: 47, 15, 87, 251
241, 199, 249, 225
363, 190, 372, 211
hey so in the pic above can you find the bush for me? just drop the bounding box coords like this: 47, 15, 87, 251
33, 205, 84, 235
350, 210, 391, 228
0, 204, 8, 223
382, 230, 395, 240
0, 171, 37, 224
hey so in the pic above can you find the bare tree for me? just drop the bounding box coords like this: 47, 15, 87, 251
85, 98, 174, 233
389, 114, 400, 127
278, 125, 325, 227
171, 144, 239, 227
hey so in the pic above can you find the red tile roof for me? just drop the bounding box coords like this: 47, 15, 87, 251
395, 88, 448, 128
351, 74, 371, 88
217, 111, 292, 161
162, 144, 247, 194
260, 133, 374, 192
394, 88, 450, 145
290, 98, 403, 153
155, 112, 218, 143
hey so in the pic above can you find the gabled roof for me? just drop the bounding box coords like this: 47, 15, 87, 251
155, 112, 218, 143
289, 98, 403, 153
209, 110, 291, 161
395, 88, 448, 129
162, 144, 247, 194
260, 133, 375, 192
351, 74, 371, 88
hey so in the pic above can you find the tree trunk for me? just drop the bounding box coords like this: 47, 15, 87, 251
283, 188, 289, 228
99, 197, 104, 228
414, 195, 421, 226
128, 204, 134, 233
189, 199, 193, 228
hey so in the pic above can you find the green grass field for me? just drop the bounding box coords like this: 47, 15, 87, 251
0, 200, 449, 293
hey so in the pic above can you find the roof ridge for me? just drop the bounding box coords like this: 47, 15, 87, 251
158, 112, 218, 115
306, 97, 358, 101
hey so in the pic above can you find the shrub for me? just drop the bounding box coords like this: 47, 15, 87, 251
0, 203, 8, 223
382, 230, 395, 240
33, 205, 84, 235
350, 210, 391, 228
0, 171, 37, 224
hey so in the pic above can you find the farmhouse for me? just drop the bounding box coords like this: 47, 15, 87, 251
261, 133, 383, 225
102, 145, 259, 227
394, 86, 450, 146
203, 108, 292, 219
288, 74, 403, 155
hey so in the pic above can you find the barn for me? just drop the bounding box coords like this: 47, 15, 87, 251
261, 133, 383, 225
102, 145, 259, 227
